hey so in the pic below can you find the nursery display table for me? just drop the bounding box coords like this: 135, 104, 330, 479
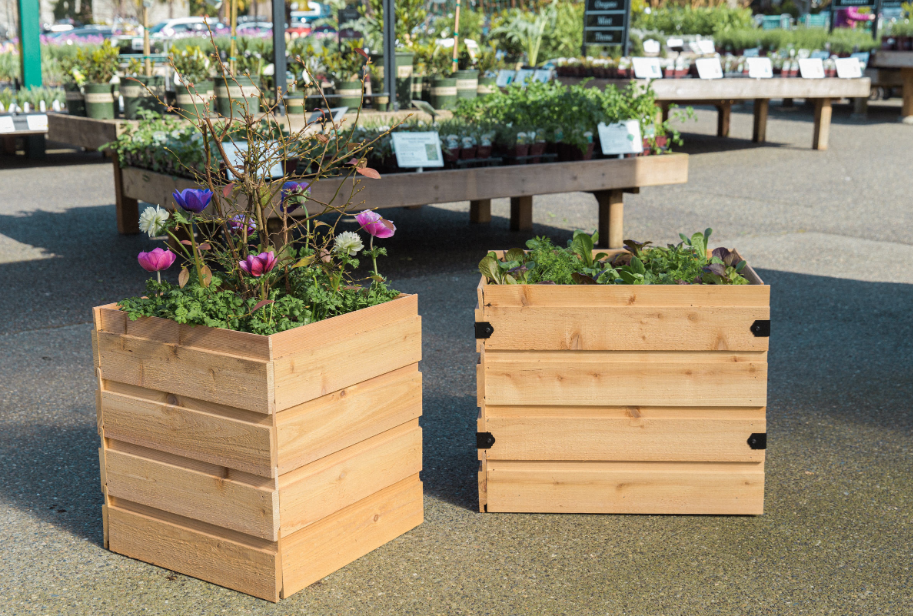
560, 77, 871, 150
869, 52, 913, 123
117, 153, 689, 249
475, 250, 770, 515
1, 113, 49, 159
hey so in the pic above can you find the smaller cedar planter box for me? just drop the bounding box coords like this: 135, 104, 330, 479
93, 295, 423, 601
474, 250, 770, 515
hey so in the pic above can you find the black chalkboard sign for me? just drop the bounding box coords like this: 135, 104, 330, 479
583, 0, 631, 52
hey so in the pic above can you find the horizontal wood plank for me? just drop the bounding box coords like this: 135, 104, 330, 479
482, 406, 765, 462
272, 316, 421, 410
484, 460, 764, 514
480, 282, 770, 308
96, 330, 273, 414
479, 305, 770, 351
560, 76, 870, 100
105, 446, 279, 540
276, 366, 422, 474
107, 501, 281, 601
280, 474, 423, 597
279, 420, 422, 537
483, 351, 767, 407
870, 51, 913, 69
47, 113, 124, 150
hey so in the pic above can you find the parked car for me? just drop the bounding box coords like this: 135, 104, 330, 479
288, 3, 330, 35
130, 17, 228, 50
45, 26, 114, 41
236, 21, 274, 35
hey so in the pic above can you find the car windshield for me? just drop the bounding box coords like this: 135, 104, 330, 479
148, 22, 170, 33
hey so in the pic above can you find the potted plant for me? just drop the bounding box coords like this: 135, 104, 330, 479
94, 74, 423, 602
121, 58, 166, 120
427, 45, 457, 110
321, 41, 367, 110
171, 45, 214, 117
454, 43, 479, 102
78, 40, 119, 119
61, 54, 87, 116
474, 230, 770, 515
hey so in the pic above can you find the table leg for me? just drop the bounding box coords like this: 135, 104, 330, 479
470, 199, 492, 224
901, 68, 913, 124
24, 135, 45, 160
594, 189, 624, 249
812, 98, 832, 151
112, 155, 140, 234
752, 99, 769, 143
509, 196, 533, 231
661, 102, 670, 124
717, 102, 731, 138
1, 136, 15, 155
852, 96, 868, 118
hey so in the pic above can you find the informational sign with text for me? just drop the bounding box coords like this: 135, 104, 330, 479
747, 57, 773, 79
26, 114, 48, 131
835, 57, 863, 79
799, 58, 825, 79
632, 57, 662, 79
392, 132, 444, 168
583, 0, 631, 48
496, 69, 515, 87
598, 120, 643, 155
0, 116, 14, 133
696, 57, 723, 80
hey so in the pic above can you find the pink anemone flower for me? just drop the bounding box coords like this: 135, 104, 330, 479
239, 251, 278, 277
355, 210, 395, 239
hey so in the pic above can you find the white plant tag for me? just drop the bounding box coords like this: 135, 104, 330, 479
747, 57, 773, 79
392, 131, 444, 168
496, 69, 515, 87
632, 57, 662, 79
835, 57, 863, 79
26, 114, 48, 131
696, 57, 723, 80
598, 120, 643, 155
799, 58, 825, 79
697, 39, 716, 55
0, 116, 14, 133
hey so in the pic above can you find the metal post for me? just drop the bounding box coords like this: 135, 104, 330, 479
272, 0, 287, 114
17, 0, 44, 159
382, 0, 395, 110
622, 0, 631, 57
872, 0, 882, 41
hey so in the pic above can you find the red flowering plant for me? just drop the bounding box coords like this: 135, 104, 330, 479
118, 39, 402, 335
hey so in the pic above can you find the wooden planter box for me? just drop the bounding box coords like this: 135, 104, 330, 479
92, 295, 423, 601
475, 252, 769, 515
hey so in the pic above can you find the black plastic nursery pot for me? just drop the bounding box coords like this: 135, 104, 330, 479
215, 75, 261, 117
430, 76, 457, 110
64, 83, 86, 116
84, 83, 116, 119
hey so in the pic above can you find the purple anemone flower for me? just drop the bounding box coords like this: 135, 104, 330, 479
137, 248, 177, 272
172, 188, 213, 213
228, 215, 257, 235
281, 181, 310, 213
355, 210, 395, 239
239, 251, 278, 277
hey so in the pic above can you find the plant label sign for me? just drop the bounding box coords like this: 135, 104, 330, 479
695, 57, 723, 80
798, 58, 825, 79
0, 116, 14, 133
514, 69, 535, 86
26, 114, 48, 131
496, 69, 515, 87
632, 57, 662, 79
810, 50, 829, 60
598, 119, 643, 156
697, 39, 716, 55
743, 47, 760, 57
835, 57, 863, 79
643, 39, 661, 54
391, 132, 444, 169
583, 0, 631, 50
851, 52, 870, 67
533, 69, 553, 83
747, 57, 773, 79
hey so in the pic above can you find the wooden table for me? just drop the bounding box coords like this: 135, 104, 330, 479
869, 52, 913, 123
1, 113, 50, 158
118, 154, 689, 249
560, 77, 871, 150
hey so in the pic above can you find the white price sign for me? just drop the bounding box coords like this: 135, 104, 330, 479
496, 69, 515, 87
632, 57, 662, 79
799, 58, 825, 79
835, 57, 863, 79
0, 116, 14, 133
747, 57, 773, 79
598, 120, 643, 156
26, 114, 48, 131
391, 131, 444, 169
695, 57, 723, 80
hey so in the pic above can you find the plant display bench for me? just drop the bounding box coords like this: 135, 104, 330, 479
92, 295, 423, 601
474, 252, 770, 515
1, 112, 50, 159
117, 153, 689, 249
869, 52, 913, 123
561, 77, 871, 150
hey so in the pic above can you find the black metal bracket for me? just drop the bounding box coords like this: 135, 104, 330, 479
475, 322, 494, 339
477, 432, 496, 449
748, 433, 767, 450
750, 320, 771, 338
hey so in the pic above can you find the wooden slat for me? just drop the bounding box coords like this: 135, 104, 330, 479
482, 406, 765, 462
280, 474, 423, 597
484, 460, 764, 515
269, 294, 417, 359
560, 76, 871, 100
96, 330, 274, 414
100, 387, 274, 477
479, 305, 770, 351
480, 282, 770, 308
105, 446, 279, 540
279, 419, 421, 537
478, 458, 487, 513
870, 51, 913, 69
272, 315, 421, 411
276, 366, 422, 474
107, 501, 281, 602
96, 305, 271, 361
483, 351, 767, 407
46, 113, 124, 150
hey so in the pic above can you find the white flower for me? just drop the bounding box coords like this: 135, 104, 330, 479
333, 231, 364, 256
139, 206, 170, 238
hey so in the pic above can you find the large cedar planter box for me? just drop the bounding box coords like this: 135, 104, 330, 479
92, 295, 423, 601
474, 252, 769, 515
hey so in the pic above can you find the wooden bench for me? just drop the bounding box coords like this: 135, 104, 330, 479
560, 77, 871, 150
868, 52, 913, 123
118, 154, 689, 248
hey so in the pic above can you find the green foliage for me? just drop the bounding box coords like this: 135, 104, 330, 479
887, 19, 913, 36
490, 2, 558, 67
633, 7, 754, 36
539, 1, 585, 61
77, 40, 119, 84
365, 0, 431, 46
319, 40, 368, 82
104, 110, 209, 176
479, 230, 751, 286
171, 45, 213, 85
711, 27, 879, 53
